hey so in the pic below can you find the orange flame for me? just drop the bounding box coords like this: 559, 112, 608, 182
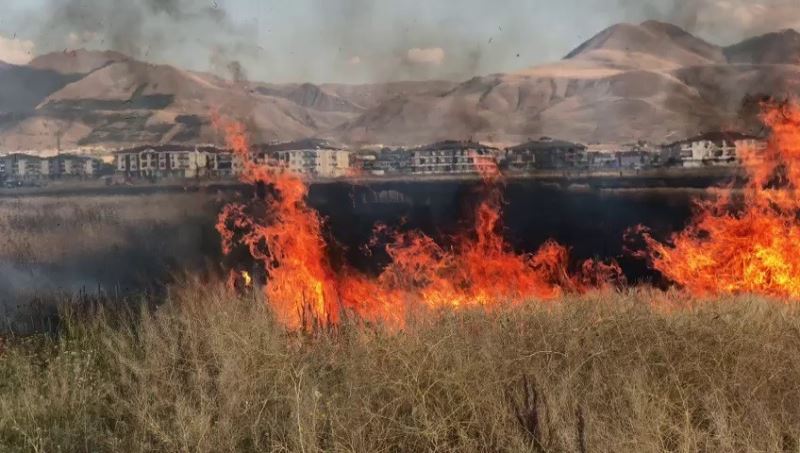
215, 118, 621, 328
640, 101, 800, 299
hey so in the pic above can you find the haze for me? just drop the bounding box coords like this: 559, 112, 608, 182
1, 0, 799, 83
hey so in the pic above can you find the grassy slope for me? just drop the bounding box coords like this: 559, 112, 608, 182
0, 282, 799, 452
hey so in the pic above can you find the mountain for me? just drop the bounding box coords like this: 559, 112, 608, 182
565, 21, 726, 66
255, 83, 364, 113
336, 22, 800, 145
30, 59, 357, 147
724, 29, 800, 64
0, 62, 79, 114
1, 22, 799, 151
28, 50, 130, 75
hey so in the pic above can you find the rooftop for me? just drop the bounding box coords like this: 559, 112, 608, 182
413, 140, 499, 152
254, 138, 344, 152
508, 137, 587, 151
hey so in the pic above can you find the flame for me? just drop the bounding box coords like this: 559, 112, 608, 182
215, 118, 621, 328
640, 101, 800, 299
241, 271, 252, 287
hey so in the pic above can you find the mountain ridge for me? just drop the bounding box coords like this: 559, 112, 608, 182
1, 22, 798, 152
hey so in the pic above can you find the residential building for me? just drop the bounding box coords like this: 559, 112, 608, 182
315, 149, 352, 178
586, 143, 661, 170
51, 154, 102, 177
411, 140, 499, 175
504, 137, 587, 171
361, 148, 413, 175
256, 139, 351, 178
2, 154, 47, 180
206, 148, 244, 177
0, 152, 104, 181
114, 139, 351, 180
665, 132, 766, 167
115, 145, 234, 178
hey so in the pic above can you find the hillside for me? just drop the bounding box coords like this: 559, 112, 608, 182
28, 50, 130, 75
564, 21, 725, 65
8, 59, 353, 148
337, 21, 800, 145
0, 22, 798, 150
724, 29, 800, 64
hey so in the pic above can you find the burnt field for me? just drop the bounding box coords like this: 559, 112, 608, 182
309, 181, 700, 282
0, 182, 703, 330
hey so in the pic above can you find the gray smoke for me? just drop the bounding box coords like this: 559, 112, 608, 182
615, 0, 800, 44
32, 0, 258, 81
16, 0, 800, 84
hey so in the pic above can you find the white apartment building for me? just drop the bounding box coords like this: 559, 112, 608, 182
115, 145, 237, 178
261, 139, 351, 179
667, 132, 766, 167
114, 139, 351, 180
315, 149, 352, 178
0, 153, 102, 180
411, 140, 499, 175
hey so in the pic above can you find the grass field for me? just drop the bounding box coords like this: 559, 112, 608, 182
0, 193, 221, 267
0, 281, 798, 452
0, 193, 225, 333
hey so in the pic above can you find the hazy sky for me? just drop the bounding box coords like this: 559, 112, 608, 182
1, 0, 798, 83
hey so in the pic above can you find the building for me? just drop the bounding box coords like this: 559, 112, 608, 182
361, 148, 413, 175
1, 154, 48, 180
315, 149, 352, 178
51, 154, 102, 177
205, 148, 242, 177
256, 139, 351, 178
665, 132, 765, 167
114, 139, 351, 180
0, 153, 105, 181
504, 137, 587, 171
586, 143, 661, 170
586, 145, 619, 169
411, 140, 499, 175
115, 145, 235, 178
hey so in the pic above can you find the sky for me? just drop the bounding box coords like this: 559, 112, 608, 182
0, 0, 799, 84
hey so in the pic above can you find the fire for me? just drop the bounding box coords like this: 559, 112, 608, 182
640, 101, 800, 299
215, 118, 621, 328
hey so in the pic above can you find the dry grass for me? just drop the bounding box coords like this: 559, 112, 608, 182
0, 193, 220, 266
0, 281, 799, 452
0, 193, 225, 334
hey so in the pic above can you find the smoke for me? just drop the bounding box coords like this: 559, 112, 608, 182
615, 0, 800, 44
406, 47, 446, 65
31, 0, 259, 80
0, 34, 34, 64
15, 0, 800, 84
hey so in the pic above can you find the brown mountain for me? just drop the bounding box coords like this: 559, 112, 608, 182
1, 22, 799, 151
31, 59, 357, 147
0, 61, 79, 114
337, 22, 800, 145
28, 50, 130, 75
564, 20, 726, 65
255, 83, 364, 113
724, 29, 800, 64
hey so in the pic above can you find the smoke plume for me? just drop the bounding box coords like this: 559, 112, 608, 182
32, 0, 258, 81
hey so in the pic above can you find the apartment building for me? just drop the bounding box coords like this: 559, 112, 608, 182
665, 132, 766, 167
411, 140, 499, 175
115, 145, 238, 178
504, 137, 588, 171
257, 139, 351, 178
